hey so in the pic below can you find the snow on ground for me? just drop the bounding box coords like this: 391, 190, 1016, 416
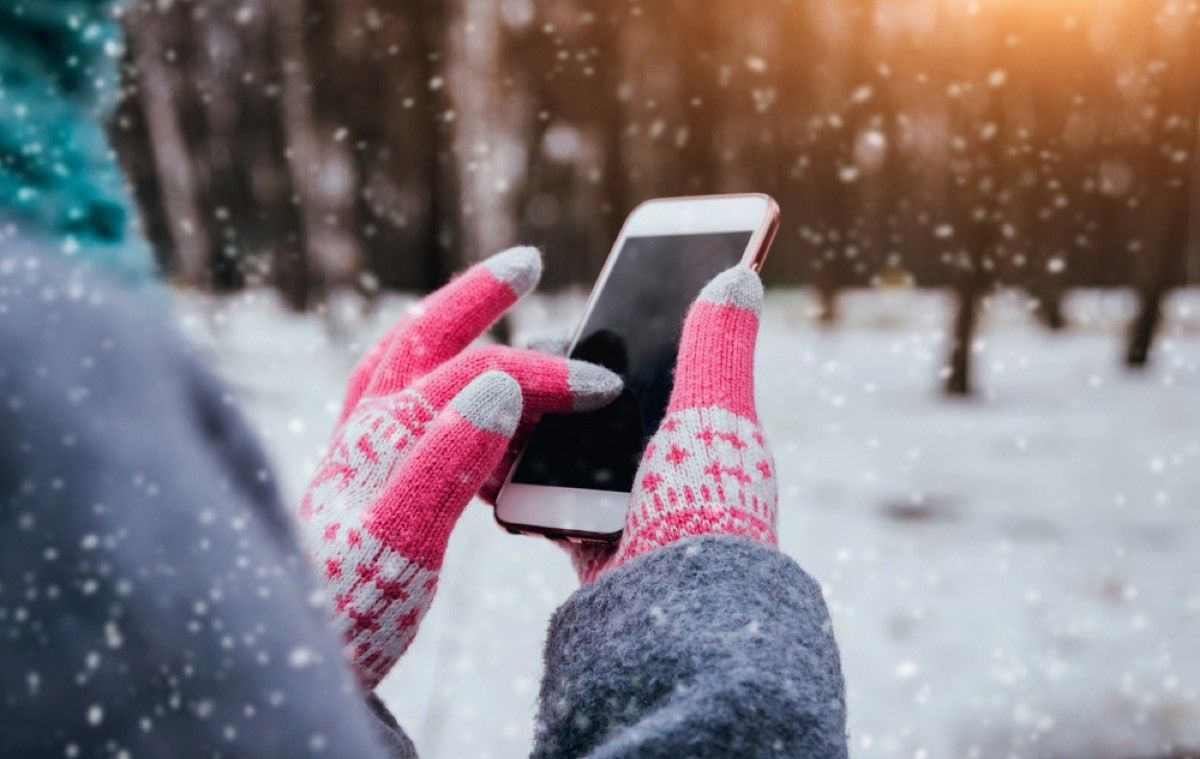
177, 286, 1200, 758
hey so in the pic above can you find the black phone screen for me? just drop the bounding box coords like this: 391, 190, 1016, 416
511, 231, 753, 492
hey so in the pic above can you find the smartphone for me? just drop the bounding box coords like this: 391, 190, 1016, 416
494, 194, 779, 542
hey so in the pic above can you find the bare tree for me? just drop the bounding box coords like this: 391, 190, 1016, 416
125, 3, 211, 285
943, 3, 1010, 397
1125, 3, 1199, 368
272, 0, 360, 310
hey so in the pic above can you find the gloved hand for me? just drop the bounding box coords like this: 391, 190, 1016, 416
568, 266, 778, 583
299, 247, 621, 688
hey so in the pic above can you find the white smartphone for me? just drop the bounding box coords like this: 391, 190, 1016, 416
494, 194, 779, 542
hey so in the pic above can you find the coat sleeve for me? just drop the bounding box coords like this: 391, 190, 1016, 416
532, 535, 848, 758
0, 249, 411, 757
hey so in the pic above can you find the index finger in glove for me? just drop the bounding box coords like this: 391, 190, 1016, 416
340, 247, 542, 420
667, 266, 763, 421
410, 345, 622, 417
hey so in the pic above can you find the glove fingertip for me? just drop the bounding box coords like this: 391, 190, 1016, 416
696, 266, 763, 315
450, 370, 523, 436
568, 360, 623, 411
483, 245, 543, 298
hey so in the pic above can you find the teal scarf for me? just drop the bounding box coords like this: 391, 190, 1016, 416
0, 0, 153, 281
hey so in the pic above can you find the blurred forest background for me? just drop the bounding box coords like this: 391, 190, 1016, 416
109, 0, 1200, 394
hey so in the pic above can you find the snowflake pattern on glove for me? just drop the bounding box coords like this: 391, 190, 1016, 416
301, 391, 440, 685
299, 247, 621, 688
619, 407, 777, 566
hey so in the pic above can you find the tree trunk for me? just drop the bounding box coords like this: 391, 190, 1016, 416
129, 6, 210, 285
1124, 21, 1198, 368
272, 0, 318, 309
1032, 288, 1067, 331
447, 0, 513, 264
1125, 287, 1163, 368
1126, 198, 1188, 367
940, 3, 1012, 397
672, 0, 720, 195
272, 0, 360, 310
417, 0, 462, 291
817, 284, 839, 326
945, 277, 980, 396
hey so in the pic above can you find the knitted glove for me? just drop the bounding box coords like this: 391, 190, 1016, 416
300, 247, 621, 688
570, 266, 778, 583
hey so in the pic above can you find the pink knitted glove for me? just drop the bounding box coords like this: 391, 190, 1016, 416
300, 247, 621, 688
571, 266, 778, 583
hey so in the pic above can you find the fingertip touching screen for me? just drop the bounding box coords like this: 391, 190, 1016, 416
511, 231, 753, 492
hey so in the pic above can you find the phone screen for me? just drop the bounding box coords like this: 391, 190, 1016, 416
511, 231, 753, 492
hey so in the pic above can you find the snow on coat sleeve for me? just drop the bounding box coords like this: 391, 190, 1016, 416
533, 535, 848, 758
0, 248, 409, 757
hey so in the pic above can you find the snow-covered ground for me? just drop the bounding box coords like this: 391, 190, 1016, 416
177, 286, 1200, 759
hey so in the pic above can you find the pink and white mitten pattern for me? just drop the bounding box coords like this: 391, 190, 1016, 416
573, 266, 778, 583
300, 247, 621, 688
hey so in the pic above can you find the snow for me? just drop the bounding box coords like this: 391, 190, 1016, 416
177, 286, 1200, 758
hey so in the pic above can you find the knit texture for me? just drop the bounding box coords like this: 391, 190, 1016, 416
534, 535, 848, 758
573, 267, 778, 583
300, 247, 621, 688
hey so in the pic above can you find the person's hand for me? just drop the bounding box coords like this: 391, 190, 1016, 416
566, 266, 778, 583
299, 247, 621, 689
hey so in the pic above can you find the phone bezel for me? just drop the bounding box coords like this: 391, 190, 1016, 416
494, 193, 779, 543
